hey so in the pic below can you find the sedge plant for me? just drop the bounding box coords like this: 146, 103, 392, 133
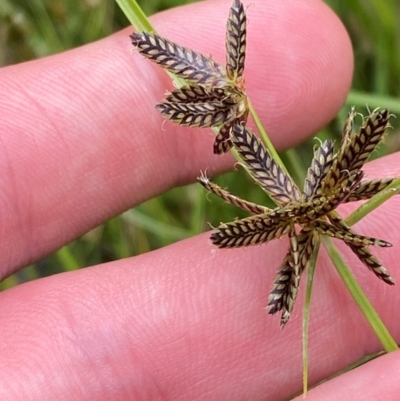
120, 0, 400, 394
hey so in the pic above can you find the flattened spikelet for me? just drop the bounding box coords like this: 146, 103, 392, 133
313, 220, 392, 248
214, 122, 234, 154
267, 253, 292, 315
232, 125, 301, 203
347, 243, 395, 285
338, 107, 357, 155
303, 140, 335, 198
322, 109, 391, 193
267, 171, 363, 223
283, 227, 301, 319
226, 0, 247, 82
211, 215, 290, 248
197, 172, 269, 214
165, 85, 227, 103
267, 231, 315, 326
345, 178, 394, 202
346, 109, 391, 173
156, 100, 236, 128
327, 215, 394, 284
130, 32, 226, 86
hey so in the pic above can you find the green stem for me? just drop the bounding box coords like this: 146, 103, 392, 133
248, 100, 289, 174
287, 350, 385, 400
346, 178, 400, 226
346, 90, 400, 114
302, 238, 320, 396
282, 147, 306, 187
322, 237, 398, 352
115, 0, 154, 32
55, 246, 80, 271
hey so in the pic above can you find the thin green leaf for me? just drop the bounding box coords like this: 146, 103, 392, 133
322, 237, 398, 353
302, 237, 320, 396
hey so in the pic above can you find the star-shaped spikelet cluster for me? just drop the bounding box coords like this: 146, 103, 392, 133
130, 0, 398, 328
198, 108, 395, 326
131, 0, 248, 154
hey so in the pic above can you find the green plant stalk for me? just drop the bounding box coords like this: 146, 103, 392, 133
322, 236, 398, 352
0, 274, 20, 290
302, 238, 320, 396
115, 0, 154, 32
29, 0, 65, 53
247, 100, 289, 175
123, 209, 190, 240
116, 0, 398, 364
346, 178, 400, 226
346, 90, 400, 115
281, 147, 306, 187
288, 350, 385, 400
55, 245, 80, 271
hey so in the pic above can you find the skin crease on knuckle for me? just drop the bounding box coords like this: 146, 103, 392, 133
6, 0, 400, 401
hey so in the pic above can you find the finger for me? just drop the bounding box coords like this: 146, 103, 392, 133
1, 154, 399, 401
293, 352, 400, 400
0, 0, 353, 276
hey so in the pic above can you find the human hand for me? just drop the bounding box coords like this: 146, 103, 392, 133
1, 0, 399, 400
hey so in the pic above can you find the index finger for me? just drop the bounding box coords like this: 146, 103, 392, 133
0, 0, 353, 277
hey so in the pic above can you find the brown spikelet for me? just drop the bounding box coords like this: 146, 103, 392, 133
345, 109, 391, 174
328, 214, 394, 284
226, 0, 247, 83
283, 231, 315, 327
211, 215, 290, 248
283, 227, 301, 320
303, 140, 335, 198
196, 102, 397, 327
130, 32, 226, 86
197, 172, 269, 214
232, 125, 301, 203
347, 244, 395, 285
313, 220, 392, 248
267, 231, 315, 327
165, 85, 227, 103
345, 178, 395, 202
156, 99, 236, 128
338, 107, 357, 155
132, 1, 250, 155
322, 109, 391, 193
213, 122, 234, 154
267, 253, 292, 315
268, 171, 363, 223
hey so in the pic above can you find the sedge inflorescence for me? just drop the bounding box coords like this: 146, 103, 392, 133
131, 0, 248, 154
131, 0, 397, 327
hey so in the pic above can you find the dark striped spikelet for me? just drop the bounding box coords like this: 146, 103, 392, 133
131, 0, 248, 155
198, 108, 397, 327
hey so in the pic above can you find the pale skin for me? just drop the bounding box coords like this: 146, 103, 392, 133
1, 0, 400, 400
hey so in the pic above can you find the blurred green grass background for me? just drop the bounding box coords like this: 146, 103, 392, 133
0, 0, 399, 289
